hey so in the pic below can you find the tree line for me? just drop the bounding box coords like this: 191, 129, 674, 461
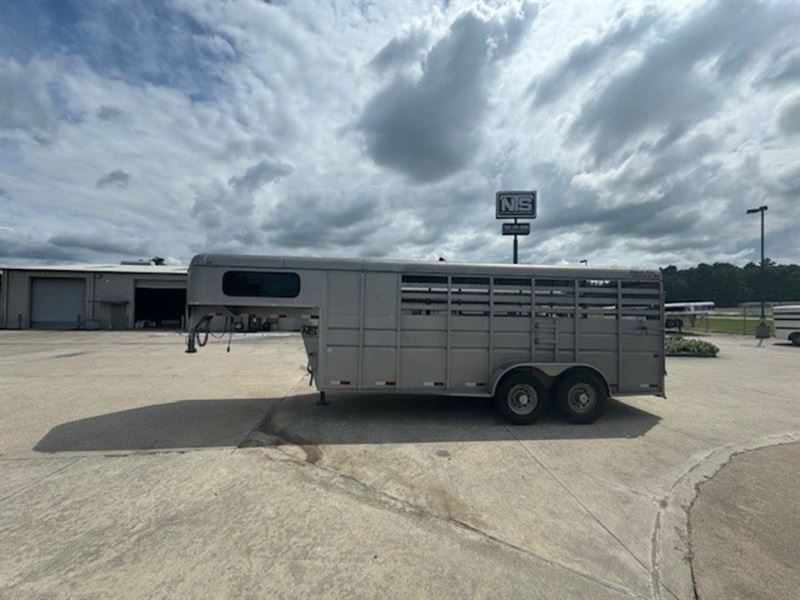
661, 261, 800, 307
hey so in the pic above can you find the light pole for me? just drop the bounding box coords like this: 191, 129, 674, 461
579, 259, 588, 265
746, 205, 769, 339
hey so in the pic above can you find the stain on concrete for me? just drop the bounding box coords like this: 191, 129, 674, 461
431, 486, 488, 531
242, 406, 323, 465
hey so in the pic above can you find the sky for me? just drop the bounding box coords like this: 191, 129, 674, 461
0, 0, 798, 268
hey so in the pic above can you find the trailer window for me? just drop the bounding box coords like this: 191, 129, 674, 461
222, 271, 300, 298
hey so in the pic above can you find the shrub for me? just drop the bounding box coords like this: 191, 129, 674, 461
665, 335, 719, 357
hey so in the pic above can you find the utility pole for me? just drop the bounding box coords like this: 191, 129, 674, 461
513, 218, 518, 264
746, 205, 769, 339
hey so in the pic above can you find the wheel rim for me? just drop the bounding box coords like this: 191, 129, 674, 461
566, 383, 596, 414
507, 383, 538, 415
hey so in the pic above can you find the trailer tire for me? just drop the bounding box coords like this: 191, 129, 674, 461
556, 372, 607, 424
790, 333, 800, 347
494, 372, 548, 425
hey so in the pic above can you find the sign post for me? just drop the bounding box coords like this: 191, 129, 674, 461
496, 191, 537, 264
746, 205, 770, 339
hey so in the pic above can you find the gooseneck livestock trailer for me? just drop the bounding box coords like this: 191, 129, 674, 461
186, 254, 665, 424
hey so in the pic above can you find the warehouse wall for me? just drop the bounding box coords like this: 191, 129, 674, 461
2, 270, 90, 329
93, 273, 187, 329
0, 268, 303, 332
0, 269, 187, 330
93, 272, 135, 328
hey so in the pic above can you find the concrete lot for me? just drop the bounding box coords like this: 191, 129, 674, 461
691, 443, 800, 600
0, 331, 798, 599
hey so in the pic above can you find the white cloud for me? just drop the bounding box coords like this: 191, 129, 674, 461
776, 93, 800, 137
96, 169, 131, 188
0, 58, 57, 133
0, 0, 797, 269
358, 2, 538, 182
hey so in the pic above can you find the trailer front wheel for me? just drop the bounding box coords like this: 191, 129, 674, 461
494, 372, 548, 425
556, 372, 607, 424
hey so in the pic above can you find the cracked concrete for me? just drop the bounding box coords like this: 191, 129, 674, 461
689, 442, 800, 600
0, 330, 798, 598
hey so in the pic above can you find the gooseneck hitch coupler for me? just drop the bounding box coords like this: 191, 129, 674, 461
186, 314, 214, 354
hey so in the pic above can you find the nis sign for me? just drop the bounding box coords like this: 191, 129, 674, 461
502, 222, 530, 236
496, 191, 537, 219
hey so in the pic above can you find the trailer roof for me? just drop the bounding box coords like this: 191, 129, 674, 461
0, 264, 187, 275
191, 254, 661, 280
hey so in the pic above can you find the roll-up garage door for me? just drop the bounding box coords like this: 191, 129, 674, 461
31, 278, 86, 329
134, 279, 186, 328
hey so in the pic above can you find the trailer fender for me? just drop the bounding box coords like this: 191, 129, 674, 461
490, 363, 611, 397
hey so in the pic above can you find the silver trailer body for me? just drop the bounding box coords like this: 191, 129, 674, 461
186, 254, 665, 407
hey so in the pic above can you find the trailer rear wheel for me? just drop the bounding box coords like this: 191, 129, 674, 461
790, 333, 800, 347
556, 372, 607, 424
494, 372, 548, 425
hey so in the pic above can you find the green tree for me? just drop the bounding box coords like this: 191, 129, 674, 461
661, 260, 800, 306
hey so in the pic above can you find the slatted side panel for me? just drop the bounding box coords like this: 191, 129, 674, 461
327, 269, 663, 396
397, 274, 448, 389
618, 280, 663, 394
492, 277, 534, 376
450, 276, 490, 392
576, 278, 619, 390
533, 278, 575, 363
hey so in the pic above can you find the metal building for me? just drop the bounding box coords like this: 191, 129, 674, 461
0, 264, 188, 330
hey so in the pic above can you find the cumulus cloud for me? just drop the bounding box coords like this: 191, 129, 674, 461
0, 58, 57, 133
261, 193, 379, 249
569, 1, 797, 162
358, 2, 537, 182
776, 93, 800, 137
755, 46, 800, 90
96, 169, 131, 188
97, 105, 124, 120
228, 159, 293, 194
191, 158, 293, 249
529, 7, 660, 106
1, 0, 798, 268
0, 233, 81, 262
0, 229, 148, 263
370, 28, 431, 72
49, 233, 148, 256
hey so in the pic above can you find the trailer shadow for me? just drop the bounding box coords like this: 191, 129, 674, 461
34, 398, 275, 454
258, 393, 661, 445
35, 393, 661, 454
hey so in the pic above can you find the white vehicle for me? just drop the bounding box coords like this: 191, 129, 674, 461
773, 305, 800, 346
664, 301, 714, 329
186, 254, 665, 424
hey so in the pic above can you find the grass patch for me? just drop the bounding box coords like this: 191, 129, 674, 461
683, 316, 774, 336
665, 335, 719, 357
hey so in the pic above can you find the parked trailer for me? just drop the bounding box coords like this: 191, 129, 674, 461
664, 301, 714, 330
186, 254, 665, 424
773, 305, 800, 346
